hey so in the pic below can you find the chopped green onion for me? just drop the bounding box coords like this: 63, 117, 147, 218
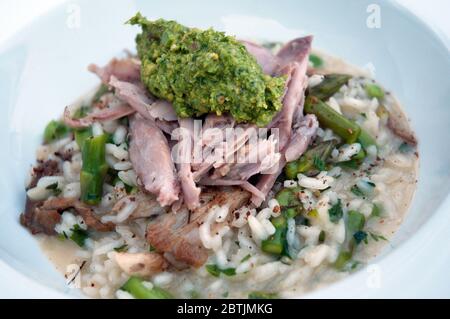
313, 155, 326, 171
328, 199, 343, 224
369, 232, 388, 242
351, 185, 365, 197
70, 224, 88, 247
205, 264, 236, 277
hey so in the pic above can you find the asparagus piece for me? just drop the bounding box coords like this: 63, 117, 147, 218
309, 74, 351, 101
305, 96, 361, 144
358, 129, 377, 150
261, 216, 287, 255
284, 140, 338, 179
121, 277, 173, 299
74, 128, 92, 149
43, 120, 71, 144
80, 134, 108, 205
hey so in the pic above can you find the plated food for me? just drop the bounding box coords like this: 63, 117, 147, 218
20, 13, 418, 299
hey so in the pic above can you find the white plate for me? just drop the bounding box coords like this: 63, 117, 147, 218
0, 0, 449, 298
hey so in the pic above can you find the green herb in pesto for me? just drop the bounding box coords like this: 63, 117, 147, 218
128, 13, 285, 126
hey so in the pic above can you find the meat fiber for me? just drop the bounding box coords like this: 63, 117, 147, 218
146, 188, 250, 267
63, 104, 135, 129
177, 118, 201, 210
20, 197, 114, 235
285, 114, 319, 162
109, 76, 178, 134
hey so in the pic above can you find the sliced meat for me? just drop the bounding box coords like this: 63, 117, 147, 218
190, 114, 236, 175
211, 136, 281, 181
388, 113, 417, 146
109, 76, 154, 118
28, 160, 60, 189
285, 114, 319, 162
20, 197, 114, 235
40, 197, 114, 232
194, 124, 256, 182
271, 61, 310, 150
177, 118, 201, 210
146, 188, 250, 267
276, 36, 314, 72
20, 197, 59, 235
63, 104, 135, 129
129, 115, 180, 207
110, 193, 167, 221
109, 76, 178, 134
148, 100, 178, 122
241, 40, 281, 75
115, 252, 168, 277
251, 157, 286, 207
88, 57, 141, 84
248, 37, 313, 206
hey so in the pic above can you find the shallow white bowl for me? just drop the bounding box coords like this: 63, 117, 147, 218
0, 0, 449, 298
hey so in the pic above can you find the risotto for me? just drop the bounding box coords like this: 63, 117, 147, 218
20, 15, 418, 299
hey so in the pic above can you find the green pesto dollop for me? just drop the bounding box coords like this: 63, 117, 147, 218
128, 13, 285, 126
